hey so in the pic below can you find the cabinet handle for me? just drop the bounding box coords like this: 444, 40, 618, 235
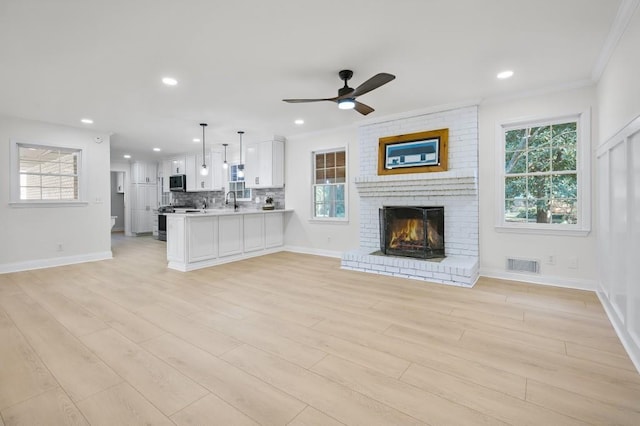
255, 177, 259, 185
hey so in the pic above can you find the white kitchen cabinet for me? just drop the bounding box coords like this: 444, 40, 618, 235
131, 161, 157, 184
188, 216, 219, 262
116, 172, 125, 193
265, 212, 284, 248
131, 183, 158, 234
170, 156, 186, 175
195, 151, 224, 191
185, 154, 197, 192
245, 139, 285, 188
161, 160, 171, 193
218, 215, 243, 257
243, 214, 264, 252
166, 210, 290, 272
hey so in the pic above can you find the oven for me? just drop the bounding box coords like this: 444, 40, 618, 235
158, 213, 167, 241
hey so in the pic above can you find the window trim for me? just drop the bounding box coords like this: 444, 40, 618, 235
495, 110, 591, 236
228, 163, 252, 201
310, 147, 348, 222
9, 139, 88, 207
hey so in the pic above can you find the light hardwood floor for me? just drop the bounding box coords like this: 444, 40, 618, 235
1, 234, 639, 425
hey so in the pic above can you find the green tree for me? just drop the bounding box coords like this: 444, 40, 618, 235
505, 122, 577, 224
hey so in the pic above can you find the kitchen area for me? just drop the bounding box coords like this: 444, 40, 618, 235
112, 136, 289, 270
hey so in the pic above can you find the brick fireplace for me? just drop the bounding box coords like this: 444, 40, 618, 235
341, 105, 479, 287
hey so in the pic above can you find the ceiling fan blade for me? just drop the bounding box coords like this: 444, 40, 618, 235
350, 73, 395, 98
282, 97, 336, 103
354, 101, 375, 115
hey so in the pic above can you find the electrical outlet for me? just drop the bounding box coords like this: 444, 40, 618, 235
545, 255, 555, 265
568, 256, 578, 269
57, 243, 63, 252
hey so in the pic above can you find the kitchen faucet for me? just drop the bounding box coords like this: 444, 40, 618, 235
225, 191, 238, 211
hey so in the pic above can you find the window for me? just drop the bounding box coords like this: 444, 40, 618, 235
497, 112, 590, 235
13, 143, 82, 203
229, 164, 251, 201
313, 149, 346, 219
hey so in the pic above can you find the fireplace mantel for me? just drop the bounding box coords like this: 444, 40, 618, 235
354, 168, 477, 198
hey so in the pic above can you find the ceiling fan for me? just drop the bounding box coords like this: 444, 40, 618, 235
283, 69, 395, 115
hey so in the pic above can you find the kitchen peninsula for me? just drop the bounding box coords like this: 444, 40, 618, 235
166, 209, 290, 271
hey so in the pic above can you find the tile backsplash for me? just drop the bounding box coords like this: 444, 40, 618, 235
169, 187, 285, 210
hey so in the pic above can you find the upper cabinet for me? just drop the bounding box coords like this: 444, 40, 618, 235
245, 138, 285, 189
197, 151, 224, 192
131, 161, 158, 184
169, 156, 186, 175
162, 151, 224, 193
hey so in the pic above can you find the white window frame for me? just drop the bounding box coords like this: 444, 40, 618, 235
9, 139, 88, 207
310, 147, 348, 223
228, 163, 252, 201
495, 111, 591, 236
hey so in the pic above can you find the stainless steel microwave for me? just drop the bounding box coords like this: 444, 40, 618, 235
169, 174, 186, 192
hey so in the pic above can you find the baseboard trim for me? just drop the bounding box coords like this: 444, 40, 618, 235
596, 289, 640, 374
0, 251, 113, 274
283, 245, 343, 259
479, 267, 597, 291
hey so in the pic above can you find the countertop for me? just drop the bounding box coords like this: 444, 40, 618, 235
167, 208, 292, 217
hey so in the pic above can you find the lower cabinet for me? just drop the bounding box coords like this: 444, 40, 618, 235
243, 214, 265, 252
265, 212, 284, 248
188, 216, 218, 262
167, 211, 287, 272
218, 215, 243, 257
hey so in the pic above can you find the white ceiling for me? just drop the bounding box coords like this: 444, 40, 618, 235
0, 0, 622, 162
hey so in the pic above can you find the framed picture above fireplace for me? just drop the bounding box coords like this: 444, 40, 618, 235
378, 128, 448, 175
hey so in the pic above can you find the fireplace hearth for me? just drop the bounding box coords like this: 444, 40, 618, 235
379, 206, 444, 259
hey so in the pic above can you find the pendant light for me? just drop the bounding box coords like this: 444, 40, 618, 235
237, 131, 245, 178
222, 143, 229, 169
199, 123, 209, 176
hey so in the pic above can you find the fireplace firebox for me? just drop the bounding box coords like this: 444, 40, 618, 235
379, 206, 444, 259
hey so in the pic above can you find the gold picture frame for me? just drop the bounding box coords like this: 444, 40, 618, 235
377, 128, 449, 175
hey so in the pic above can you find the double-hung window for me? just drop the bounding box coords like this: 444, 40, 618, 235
497, 112, 590, 235
12, 142, 83, 205
312, 149, 347, 220
228, 164, 251, 200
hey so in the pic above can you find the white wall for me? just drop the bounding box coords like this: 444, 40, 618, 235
597, 5, 640, 142
0, 115, 112, 272
284, 126, 359, 256
594, 5, 640, 372
478, 86, 598, 290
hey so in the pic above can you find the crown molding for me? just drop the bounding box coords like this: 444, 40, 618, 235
591, 0, 640, 82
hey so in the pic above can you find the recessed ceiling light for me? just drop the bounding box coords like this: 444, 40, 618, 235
294, 119, 304, 125
81, 118, 93, 124
123, 154, 131, 159
153, 147, 161, 152
193, 138, 200, 143
497, 70, 514, 80
162, 77, 178, 86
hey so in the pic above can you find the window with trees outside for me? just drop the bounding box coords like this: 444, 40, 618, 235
313, 149, 346, 219
16, 143, 81, 201
228, 164, 251, 201
499, 113, 590, 234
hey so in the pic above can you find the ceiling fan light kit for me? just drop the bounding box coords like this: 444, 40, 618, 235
283, 69, 395, 115
338, 98, 355, 110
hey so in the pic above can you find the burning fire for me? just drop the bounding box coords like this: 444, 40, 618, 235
388, 218, 443, 250
389, 219, 423, 249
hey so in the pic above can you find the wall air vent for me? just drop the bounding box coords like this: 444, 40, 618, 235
506, 257, 540, 274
